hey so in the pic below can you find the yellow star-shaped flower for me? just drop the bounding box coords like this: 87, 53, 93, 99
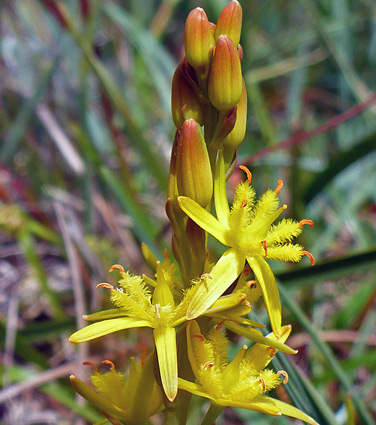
178, 321, 318, 424
178, 151, 314, 336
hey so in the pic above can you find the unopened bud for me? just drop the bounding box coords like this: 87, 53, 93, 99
223, 78, 247, 148
184, 8, 215, 69
208, 35, 242, 111
214, 0, 243, 46
171, 63, 203, 129
176, 119, 213, 207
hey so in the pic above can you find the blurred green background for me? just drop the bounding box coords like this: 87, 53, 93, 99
0, 0, 375, 424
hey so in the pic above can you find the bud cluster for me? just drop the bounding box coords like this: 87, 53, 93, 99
169, 0, 246, 283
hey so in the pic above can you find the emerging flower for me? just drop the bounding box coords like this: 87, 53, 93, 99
178, 152, 314, 336
178, 321, 318, 424
70, 355, 163, 425
70, 255, 291, 401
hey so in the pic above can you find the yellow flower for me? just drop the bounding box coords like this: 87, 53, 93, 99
178, 151, 314, 336
70, 256, 291, 400
178, 321, 318, 424
70, 355, 163, 425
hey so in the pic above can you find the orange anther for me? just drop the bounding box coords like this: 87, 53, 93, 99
299, 219, 314, 228
102, 360, 115, 370
302, 251, 315, 266
243, 267, 251, 276
259, 378, 266, 392
202, 361, 214, 369
108, 264, 124, 274
262, 240, 268, 256
277, 370, 289, 384
216, 320, 225, 331
193, 334, 205, 341
164, 249, 169, 259
241, 200, 247, 208
83, 361, 98, 372
96, 283, 113, 290
239, 165, 252, 184
200, 273, 213, 282
267, 347, 276, 357
274, 179, 283, 194
140, 345, 147, 368
246, 280, 257, 289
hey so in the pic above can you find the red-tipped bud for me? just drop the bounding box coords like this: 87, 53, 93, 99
214, 0, 243, 46
208, 35, 242, 111
171, 63, 203, 129
176, 119, 213, 207
184, 8, 215, 69
223, 78, 247, 148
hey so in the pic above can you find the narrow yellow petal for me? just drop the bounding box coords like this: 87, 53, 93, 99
258, 396, 319, 424
178, 196, 232, 246
214, 149, 230, 227
84, 309, 127, 321
224, 322, 297, 355
216, 398, 281, 416
247, 256, 281, 337
204, 292, 248, 315
186, 248, 244, 320
178, 377, 212, 399
69, 318, 153, 343
154, 326, 178, 401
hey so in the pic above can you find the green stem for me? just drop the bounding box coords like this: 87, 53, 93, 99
200, 403, 223, 425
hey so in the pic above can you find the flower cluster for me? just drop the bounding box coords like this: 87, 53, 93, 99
69, 2, 317, 424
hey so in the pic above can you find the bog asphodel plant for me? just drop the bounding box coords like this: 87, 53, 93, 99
69, 2, 317, 424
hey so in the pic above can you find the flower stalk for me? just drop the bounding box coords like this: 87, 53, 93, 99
69, 2, 317, 424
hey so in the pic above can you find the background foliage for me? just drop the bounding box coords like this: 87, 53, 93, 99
0, 0, 375, 424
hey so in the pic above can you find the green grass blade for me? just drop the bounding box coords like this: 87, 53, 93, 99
279, 283, 376, 425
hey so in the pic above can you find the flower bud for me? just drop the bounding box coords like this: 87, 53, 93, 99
214, 0, 243, 46
208, 35, 242, 111
184, 8, 215, 69
171, 63, 203, 129
176, 119, 213, 208
223, 78, 247, 148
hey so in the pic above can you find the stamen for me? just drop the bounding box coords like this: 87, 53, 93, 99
302, 250, 315, 265
202, 361, 214, 369
108, 264, 124, 274
246, 280, 257, 289
102, 360, 115, 370
300, 219, 314, 228
262, 240, 268, 256
216, 320, 225, 331
243, 267, 251, 276
274, 179, 283, 194
259, 378, 266, 392
200, 273, 213, 282
240, 200, 247, 208
164, 249, 169, 259
140, 345, 147, 368
239, 165, 252, 184
83, 361, 98, 373
193, 334, 205, 341
155, 304, 161, 318
267, 347, 276, 357
96, 283, 113, 290
277, 370, 289, 384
